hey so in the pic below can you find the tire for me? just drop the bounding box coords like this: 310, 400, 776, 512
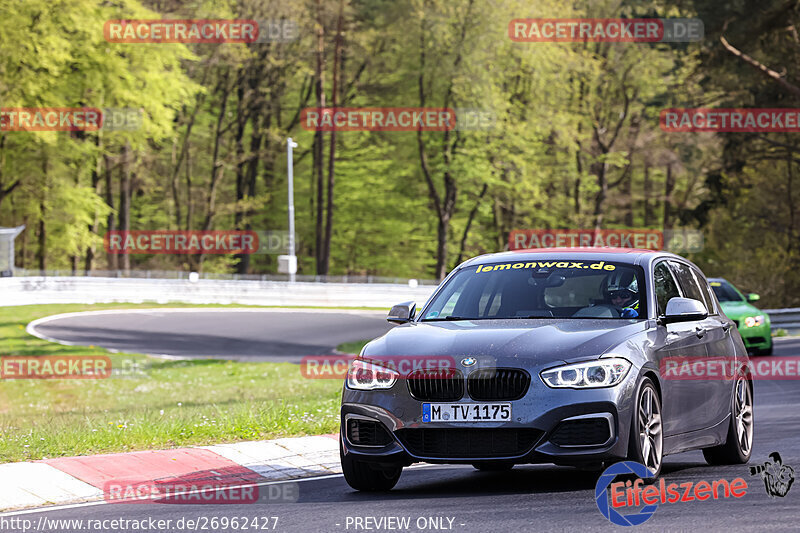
759, 343, 773, 356
472, 462, 514, 472
627, 377, 663, 478
340, 440, 402, 491
702, 373, 753, 465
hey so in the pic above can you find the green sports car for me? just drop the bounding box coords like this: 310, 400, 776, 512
709, 278, 772, 355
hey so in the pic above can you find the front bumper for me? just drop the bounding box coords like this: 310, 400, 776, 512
340, 366, 641, 467
738, 322, 772, 351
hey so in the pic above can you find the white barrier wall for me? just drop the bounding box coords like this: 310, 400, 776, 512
0, 277, 438, 309
2, 276, 797, 331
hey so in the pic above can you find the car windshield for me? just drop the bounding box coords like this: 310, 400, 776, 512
710, 281, 744, 302
421, 259, 647, 320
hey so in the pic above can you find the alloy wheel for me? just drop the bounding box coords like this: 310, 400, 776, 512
734, 377, 753, 456
638, 386, 663, 473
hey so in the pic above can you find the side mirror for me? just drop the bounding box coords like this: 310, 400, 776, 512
747, 293, 760, 303
661, 297, 708, 324
387, 301, 416, 324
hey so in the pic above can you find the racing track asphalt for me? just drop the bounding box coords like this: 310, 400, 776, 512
27, 309, 395, 362
10, 318, 800, 532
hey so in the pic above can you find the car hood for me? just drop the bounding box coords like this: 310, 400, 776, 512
363, 319, 647, 366
719, 300, 761, 319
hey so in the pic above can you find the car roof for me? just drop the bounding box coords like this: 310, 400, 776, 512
461, 248, 688, 269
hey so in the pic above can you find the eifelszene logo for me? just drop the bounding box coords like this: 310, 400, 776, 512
750, 452, 795, 498
595, 461, 658, 527
595, 461, 749, 526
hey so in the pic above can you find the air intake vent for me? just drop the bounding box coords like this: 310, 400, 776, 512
549, 417, 611, 447
346, 418, 393, 446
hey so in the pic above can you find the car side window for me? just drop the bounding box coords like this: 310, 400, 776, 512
692, 268, 717, 315
654, 262, 681, 316
668, 261, 708, 312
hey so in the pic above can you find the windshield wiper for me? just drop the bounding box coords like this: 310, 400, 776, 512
422, 316, 479, 321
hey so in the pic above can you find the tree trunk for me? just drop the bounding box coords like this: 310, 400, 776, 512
234, 74, 248, 273
314, 0, 327, 276
625, 162, 634, 227
203, 76, 232, 233
170, 136, 182, 229
592, 160, 608, 230
787, 151, 795, 253
170, 66, 213, 229
573, 81, 586, 216
436, 216, 449, 279
197, 74, 232, 269
663, 164, 674, 229
37, 200, 46, 271
236, 75, 267, 274
322, 0, 345, 276
415, 5, 469, 279
185, 145, 193, 230
37, 154, 48, 271
105, 153, 117, 270
643, 164, 652, 227
119, 142, 132, 272
0, 135, 21, 210
85, 136, 103, 272
456, 183, 487, 264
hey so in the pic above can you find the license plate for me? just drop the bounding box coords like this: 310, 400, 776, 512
422, 403, 511, 422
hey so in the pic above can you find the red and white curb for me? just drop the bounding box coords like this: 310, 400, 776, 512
0, 434, 340, 512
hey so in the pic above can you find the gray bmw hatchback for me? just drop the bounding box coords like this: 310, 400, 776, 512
340, 249, 754, 490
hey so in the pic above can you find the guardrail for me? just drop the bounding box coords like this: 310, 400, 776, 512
11, 268, 440, 285
764, 308, 800, 333
0, 276, 438, 309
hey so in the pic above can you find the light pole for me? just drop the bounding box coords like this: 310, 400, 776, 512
286, 138, 298, 282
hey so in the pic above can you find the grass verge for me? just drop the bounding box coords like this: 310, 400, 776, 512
335, 339, 371, 355
0, 303, 372, 463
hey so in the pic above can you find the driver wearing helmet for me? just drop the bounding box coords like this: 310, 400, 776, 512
604, 271, 640, 318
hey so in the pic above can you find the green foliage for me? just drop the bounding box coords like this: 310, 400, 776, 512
0, 0, 798, 306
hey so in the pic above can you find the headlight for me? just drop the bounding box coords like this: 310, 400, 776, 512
346, 359, 399, 390
540, 358, 631, 388
743, 315, 765, 328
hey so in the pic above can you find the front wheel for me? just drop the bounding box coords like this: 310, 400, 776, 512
340, 440, 402, 491
703, 374, 753, 465
628, 378, 663, 478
